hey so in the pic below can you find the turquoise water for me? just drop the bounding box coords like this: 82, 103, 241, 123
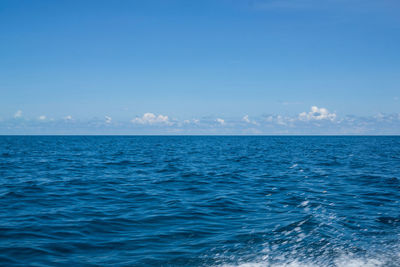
1, 136, 400, 266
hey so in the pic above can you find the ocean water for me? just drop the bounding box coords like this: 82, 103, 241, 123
1, 136, 400, 267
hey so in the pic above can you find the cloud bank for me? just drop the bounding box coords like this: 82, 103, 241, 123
1, 107, 400, 135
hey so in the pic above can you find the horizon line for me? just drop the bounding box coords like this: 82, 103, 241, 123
1, 134, 399, 137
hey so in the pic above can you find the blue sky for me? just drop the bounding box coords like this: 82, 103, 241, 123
1, 0, 399, 134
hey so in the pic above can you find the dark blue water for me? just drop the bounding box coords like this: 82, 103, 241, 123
1, 136, 400, 266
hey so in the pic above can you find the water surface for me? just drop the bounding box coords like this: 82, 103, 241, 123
1, 136, 400, 266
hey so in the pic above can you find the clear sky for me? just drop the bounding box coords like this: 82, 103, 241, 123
1, 0, 399, 134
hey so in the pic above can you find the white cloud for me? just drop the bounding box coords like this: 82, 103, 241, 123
64, 115, 73, 120
276, 115, 287, 125
38, 115, 46, 120
263, 115, 293, 126
183, 119, 199, 124
265, 115, 274, 122
373, 113, 400, 122
105, 116, 112, 124
242, 115, 259, 125
216, 118, 225, 125
132, 113, 172, 125
299, 106, 336, 121
14, 110, 22, 118
374, 113, 385, 121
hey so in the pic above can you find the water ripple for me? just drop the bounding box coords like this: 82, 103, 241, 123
0, 136, 400, 266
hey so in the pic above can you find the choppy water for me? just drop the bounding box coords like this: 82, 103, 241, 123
1, 136, 400, 266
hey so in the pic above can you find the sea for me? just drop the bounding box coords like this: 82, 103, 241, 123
1, 136, 399, 266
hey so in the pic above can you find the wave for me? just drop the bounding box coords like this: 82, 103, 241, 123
219, 252, 400, 267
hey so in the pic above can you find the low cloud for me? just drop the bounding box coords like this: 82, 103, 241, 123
216, 118, 225, 125
242, 115, 259, 125
2, 108, 400, 135
264, 115, 294, 126
183, 119, 200, 125
132, 113, 172, 125
299, 106, 336, 121
373, 112, 400, 122
14, 110, 22, 118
